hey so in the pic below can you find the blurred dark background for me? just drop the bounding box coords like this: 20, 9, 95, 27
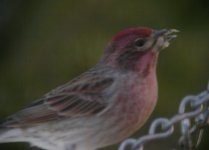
0, 0, 209, 149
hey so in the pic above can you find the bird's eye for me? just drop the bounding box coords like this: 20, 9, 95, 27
134, 38, 146, 47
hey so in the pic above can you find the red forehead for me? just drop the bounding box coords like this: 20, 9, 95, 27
112, 27, 152, 42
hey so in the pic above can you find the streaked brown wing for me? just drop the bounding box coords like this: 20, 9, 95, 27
2, 73, 114, 127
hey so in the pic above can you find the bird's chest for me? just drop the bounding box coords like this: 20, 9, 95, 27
114, 73, 158, 135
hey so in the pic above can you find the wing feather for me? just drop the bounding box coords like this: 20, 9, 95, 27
2, 72, 114, 127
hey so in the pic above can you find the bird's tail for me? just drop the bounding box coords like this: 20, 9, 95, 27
0, 127, 23, 143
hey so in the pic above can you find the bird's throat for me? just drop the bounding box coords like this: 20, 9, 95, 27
117, 50, 158, 76
136, 52, 158, 76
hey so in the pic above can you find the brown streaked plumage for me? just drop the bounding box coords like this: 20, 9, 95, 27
3, 72, 114, 127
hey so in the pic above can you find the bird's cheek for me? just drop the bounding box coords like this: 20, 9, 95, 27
135, 51, 158, 75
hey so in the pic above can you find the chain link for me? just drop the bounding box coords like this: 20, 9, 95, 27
118, 82, 209, 150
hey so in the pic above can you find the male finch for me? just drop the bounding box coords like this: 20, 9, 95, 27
0, 27, 178, 150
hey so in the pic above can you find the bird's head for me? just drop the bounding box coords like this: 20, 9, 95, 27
101, 27, 178, 75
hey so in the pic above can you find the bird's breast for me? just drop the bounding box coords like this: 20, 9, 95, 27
110, 71, 158, 139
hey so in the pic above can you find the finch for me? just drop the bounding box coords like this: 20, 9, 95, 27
0, 27, 178, 150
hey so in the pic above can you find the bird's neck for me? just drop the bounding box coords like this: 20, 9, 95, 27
101, 51, 158, 77
133, 51, 158, 77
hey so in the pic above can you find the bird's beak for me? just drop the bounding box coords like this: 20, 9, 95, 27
152, 29, 179, 52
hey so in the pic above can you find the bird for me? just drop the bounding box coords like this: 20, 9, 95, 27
0, 27, 178, 150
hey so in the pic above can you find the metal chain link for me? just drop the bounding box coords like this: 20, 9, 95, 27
118, 82, 209, 150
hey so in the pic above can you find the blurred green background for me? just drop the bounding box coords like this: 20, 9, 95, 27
0, 0, 209, 150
